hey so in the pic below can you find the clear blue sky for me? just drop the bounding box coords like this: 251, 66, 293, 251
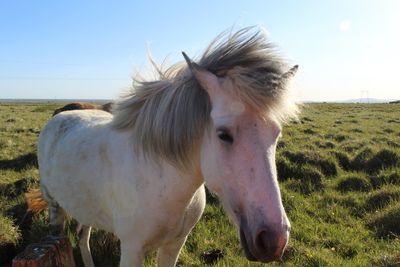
1, 0, 399, 101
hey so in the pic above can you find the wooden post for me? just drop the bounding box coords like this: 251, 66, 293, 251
12, 236, 75, 267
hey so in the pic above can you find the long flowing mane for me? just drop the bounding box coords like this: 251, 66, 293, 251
111, 27, 298, 169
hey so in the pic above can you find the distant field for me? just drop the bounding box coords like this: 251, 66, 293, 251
0, 103, 399, 266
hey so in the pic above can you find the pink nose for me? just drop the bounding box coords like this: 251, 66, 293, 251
254, 227, 288, 262
240, 224, 290, 263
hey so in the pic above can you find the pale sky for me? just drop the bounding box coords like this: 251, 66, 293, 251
0, 0, 399, 101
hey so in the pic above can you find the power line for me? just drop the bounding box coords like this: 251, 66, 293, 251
0, 76, 129, 81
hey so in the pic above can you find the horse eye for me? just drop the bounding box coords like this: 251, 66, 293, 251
217, 129, 234, 144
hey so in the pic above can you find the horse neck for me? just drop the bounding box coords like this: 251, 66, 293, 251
146, 158, 204, 212
166, 157, 203, 194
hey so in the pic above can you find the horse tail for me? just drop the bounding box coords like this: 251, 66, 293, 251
25, 188, 48, 213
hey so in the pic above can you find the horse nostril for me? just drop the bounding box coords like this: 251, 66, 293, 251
254, 228, 287, 262
255, 230, 278, 256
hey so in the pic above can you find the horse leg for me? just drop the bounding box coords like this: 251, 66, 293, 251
78, 225, 95, 267
48, 202, 66, 235
119, 240, 144, 267
157, 237, 187, 267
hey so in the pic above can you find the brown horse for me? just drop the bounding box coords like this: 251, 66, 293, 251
52, 102, 112, 116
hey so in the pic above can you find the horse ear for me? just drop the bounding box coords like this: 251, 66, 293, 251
282, 65, 299, 79
182, 52, 220, 95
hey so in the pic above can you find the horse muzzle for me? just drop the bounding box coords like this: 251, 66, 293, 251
240, 222, 290, 263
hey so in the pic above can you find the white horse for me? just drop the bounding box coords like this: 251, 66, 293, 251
37, 27, 298, 266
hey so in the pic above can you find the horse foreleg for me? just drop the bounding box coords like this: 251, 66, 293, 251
157, 237, 187, 267
48, 203, 66, 235
78, 225, 95, 267
119, 240, 144, 267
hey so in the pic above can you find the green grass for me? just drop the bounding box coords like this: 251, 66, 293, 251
1, 103, 400, 266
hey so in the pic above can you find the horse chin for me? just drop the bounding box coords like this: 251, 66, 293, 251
240, 228, 258, 261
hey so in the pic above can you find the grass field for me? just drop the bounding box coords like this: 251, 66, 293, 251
0, 102, 399, 266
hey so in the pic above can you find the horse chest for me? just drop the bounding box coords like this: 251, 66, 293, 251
128, 185, 205, 251
153, 185, 206, 245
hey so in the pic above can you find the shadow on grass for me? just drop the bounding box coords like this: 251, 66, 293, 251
0, 152, 38, 171
0, 243, 17, 266
1, 203, 36, 265
277, 157, 325, 195
281, 151, 338, 176
336, 175, 372, 193
205, 186, 219, 205
0, 177, 38, 200
350, 148, 399, 174
369, 170, 400, 189
366, 202, 400, 239
364, 187, 400, 212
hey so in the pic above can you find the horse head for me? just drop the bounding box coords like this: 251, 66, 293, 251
183, 52, 297, 263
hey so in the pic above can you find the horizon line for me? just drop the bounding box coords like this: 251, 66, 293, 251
1, 98, 399, 104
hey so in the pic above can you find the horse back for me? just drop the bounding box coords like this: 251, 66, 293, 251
38, 110, 113, 167
38, 110, 116, 230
